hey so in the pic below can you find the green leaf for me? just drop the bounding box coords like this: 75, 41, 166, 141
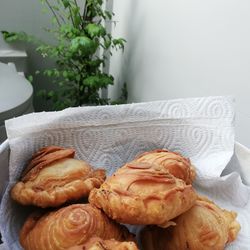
62, 0, 70, 8
83, 75, 100, 87
76, 75, 81, 81
85, 23, 106, 38
43, 69, 60, 77
1, 31, 30, 43
104, 37, 111, 49
41, 7, 49, 14
37, 89, 47, 98
112, 38, 126, 51
51, 5, 60, 11
70, 36, 97, 55
52, 17, 58, 25
62, 71, 68, 78
27, 75, 33, 83
99, 74, 114, 87
104, 10, 113, 20
83, 74, 113, 88
74, 15, 81, 27
45, 70, 53, 77
60, 24, 80, 38
48, 90, 55, 97
72, 6, 81, 27
87, 58, 103, 68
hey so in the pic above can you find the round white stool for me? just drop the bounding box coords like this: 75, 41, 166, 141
0, 62, 33, 143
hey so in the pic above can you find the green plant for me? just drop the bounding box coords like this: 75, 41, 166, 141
2, 0, 126, 110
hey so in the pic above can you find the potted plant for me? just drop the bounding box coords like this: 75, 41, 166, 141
2, 0, 126, 110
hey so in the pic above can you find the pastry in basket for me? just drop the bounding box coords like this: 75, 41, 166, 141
140, 196, 241, 250
20, 204, 134, 250
89, 161, 197, 227
67, 237, 138, 250
134, 149, 196, 184
11, 146, 106, 208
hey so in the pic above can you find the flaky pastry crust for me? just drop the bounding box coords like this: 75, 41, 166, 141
134, 149, 196, 184
20, 204, 134, 250
140, 196, 241, 250
67, 237, 138, 250
89, 161, 197, 227
11, 146, 106, 207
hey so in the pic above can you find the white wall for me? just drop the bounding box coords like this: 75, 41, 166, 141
109, 0, 250, 147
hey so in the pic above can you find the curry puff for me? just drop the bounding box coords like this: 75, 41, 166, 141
134, 149, 196, 184
89, 160, 197, 227
20, 204, 134, 250
11, 146, 105, 208
140, 196, 241, 250
67, 237, 138, 250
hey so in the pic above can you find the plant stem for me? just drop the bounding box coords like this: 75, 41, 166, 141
44, 0, 61, 26
82, 0, 89, 22
56, 11, 66, 24
68, 7, 76, 27
73, 0, 79, 8
73, 0, 84, 28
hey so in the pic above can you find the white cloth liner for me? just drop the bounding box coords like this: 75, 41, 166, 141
0, 96, 249, 249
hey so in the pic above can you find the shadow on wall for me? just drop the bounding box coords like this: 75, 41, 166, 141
112, 0, 144, 103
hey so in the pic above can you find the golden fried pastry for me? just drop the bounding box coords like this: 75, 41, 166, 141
89, 161, 197, 227
134, 149, 196, 184
20, 204, 134, 250
11, 146, 106, 207
140, 196, 241, 250
67, 237, 138, 250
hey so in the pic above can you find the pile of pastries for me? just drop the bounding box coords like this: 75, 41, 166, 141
11, 146, 241, 250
